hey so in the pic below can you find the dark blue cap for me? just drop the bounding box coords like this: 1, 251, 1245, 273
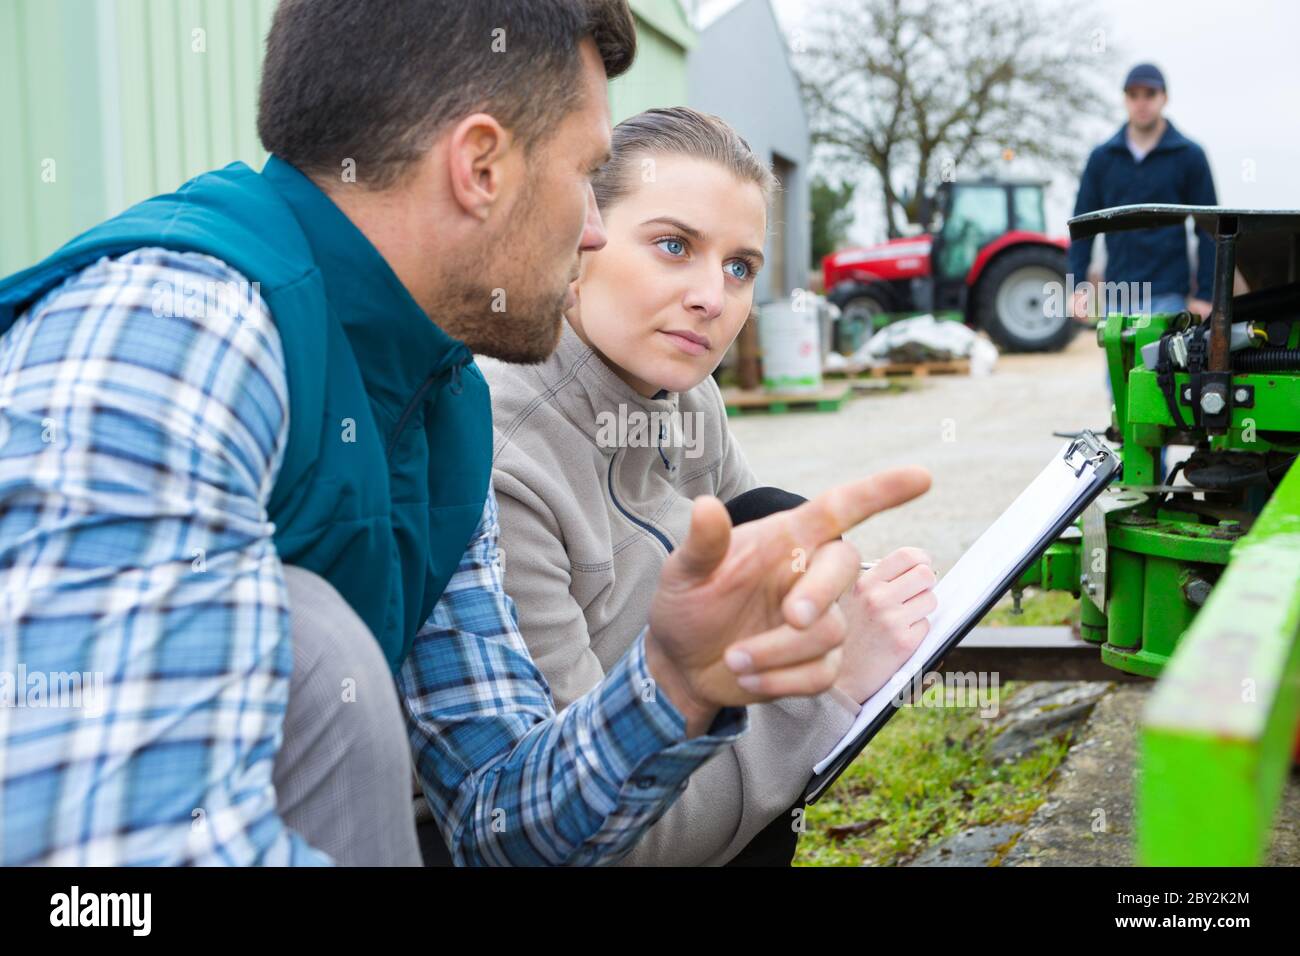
1123, 63, 1166, 92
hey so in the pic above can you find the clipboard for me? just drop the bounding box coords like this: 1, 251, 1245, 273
803, 430, 1121, 805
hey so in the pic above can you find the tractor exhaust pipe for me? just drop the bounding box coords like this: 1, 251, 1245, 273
1207, 216, 1238, 373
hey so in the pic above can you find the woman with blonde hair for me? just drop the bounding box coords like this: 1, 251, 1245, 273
478, 107, 937, 865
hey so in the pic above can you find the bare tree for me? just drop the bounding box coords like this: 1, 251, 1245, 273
796, 0, 1115, 238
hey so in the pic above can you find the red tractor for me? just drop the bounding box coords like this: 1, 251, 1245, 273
822, 177, 1076, 352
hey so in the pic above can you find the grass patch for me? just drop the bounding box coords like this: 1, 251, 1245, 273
794, 591, 1083, 866
981, 588, 1080, 628
794, 679, 1073, 867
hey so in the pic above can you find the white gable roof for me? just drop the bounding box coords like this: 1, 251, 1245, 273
689, 0, 747, 30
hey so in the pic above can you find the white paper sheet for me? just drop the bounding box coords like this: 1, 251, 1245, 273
813, 438, 1111, 775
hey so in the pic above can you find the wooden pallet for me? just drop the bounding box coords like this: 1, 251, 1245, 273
823, 357, 970, 379
722, 382, 851, 416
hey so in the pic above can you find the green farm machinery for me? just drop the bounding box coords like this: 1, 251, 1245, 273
1014, 204, 1300, 865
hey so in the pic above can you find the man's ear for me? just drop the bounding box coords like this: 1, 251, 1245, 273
445, 112, 514, 221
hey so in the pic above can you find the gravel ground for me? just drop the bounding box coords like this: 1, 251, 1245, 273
729, 329, 1112, 573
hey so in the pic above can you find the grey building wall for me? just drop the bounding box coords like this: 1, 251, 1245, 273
687, 0, 810, 305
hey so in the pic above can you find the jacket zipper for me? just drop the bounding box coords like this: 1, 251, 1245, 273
607, 448, 673, 553
385, 347, 471, 459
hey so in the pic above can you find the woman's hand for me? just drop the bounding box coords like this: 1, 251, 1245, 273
834, 547, 938, 704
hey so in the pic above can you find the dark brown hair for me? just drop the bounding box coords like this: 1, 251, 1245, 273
258, 0, 637, 188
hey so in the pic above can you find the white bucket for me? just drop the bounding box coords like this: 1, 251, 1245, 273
757, 297, 822, 393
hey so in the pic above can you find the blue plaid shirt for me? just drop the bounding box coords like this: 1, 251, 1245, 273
0, 248, 745, 866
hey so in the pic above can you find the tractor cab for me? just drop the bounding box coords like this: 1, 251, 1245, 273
927, 178, 1048, 291
823, 176, 1075, 353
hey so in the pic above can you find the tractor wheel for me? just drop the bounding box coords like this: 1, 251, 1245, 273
975, 246, 1076, 353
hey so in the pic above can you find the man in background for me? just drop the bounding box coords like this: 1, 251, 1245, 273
1070, 63, 1219, 324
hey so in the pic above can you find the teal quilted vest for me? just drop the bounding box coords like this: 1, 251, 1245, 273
0, 156, 492, 671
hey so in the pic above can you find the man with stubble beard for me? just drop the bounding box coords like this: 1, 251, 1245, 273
0, 0, 929, 866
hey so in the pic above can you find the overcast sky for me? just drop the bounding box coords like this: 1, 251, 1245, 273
756, 0, 1300, 244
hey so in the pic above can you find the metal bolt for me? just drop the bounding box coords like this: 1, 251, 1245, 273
1182, 388, 1192, 401
1200, 391, 1226, 415
1233, 387, 1249, 403
1183, 577, 1212, 607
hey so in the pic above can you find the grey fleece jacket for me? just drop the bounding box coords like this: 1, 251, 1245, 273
477, 322, 859, 866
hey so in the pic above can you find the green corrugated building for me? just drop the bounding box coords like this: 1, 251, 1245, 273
609, 0, 695, 122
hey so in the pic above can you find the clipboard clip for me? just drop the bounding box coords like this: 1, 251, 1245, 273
1063, 430, 1110, 478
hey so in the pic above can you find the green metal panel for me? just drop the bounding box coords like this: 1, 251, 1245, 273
1130, 368, 1300, 439
0, 1, 34, 273
1106, 548, 1145, 651
1, 1, 105, 275
110, 0, 277, 215
609, 2, 695, 123
1140, 557, 1198, 660
1139, 460, 1300, 865
628, 0, 695, 50
1, 0, 276, 276
1014, 538, 1080, 593
1080, 592, 1107, 643
1107, 517, 1238, 564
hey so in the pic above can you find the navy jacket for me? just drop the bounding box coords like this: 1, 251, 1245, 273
1069, 120, 1218, 300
